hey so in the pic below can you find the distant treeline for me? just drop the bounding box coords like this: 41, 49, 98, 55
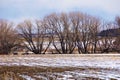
0, 12, 120, 54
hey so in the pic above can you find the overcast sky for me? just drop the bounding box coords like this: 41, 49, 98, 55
0, 0, 120, 23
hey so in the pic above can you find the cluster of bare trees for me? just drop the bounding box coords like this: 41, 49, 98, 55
0, 12, 120, 54
0, 20, 20, 54
42, 12, 105, 54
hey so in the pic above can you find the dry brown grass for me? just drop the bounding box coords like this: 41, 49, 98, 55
0, 54, 119, 80
0, 66, 116, 80
0, 66, 81, 80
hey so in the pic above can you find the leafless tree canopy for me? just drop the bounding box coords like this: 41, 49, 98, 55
43, 13, 76, 54
0, 20, 20, 54
17, 20, 51, 54
42, 12, 102, 54
99, 22, 116, 53
68, 12, 101, 53
113, 16, 120, 52
0, 12, 120, 54
116, 16, 120, 27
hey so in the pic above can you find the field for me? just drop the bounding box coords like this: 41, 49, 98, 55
0, 54, 120, 80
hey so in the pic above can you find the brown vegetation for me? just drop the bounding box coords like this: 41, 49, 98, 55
0, 20, 20, 54
0, 66, 115, 80
0, 12, 120, 54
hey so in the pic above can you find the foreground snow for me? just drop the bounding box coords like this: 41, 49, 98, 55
1, 54, 120, 80
0, 54, 120, 69
20, 70, 120, 80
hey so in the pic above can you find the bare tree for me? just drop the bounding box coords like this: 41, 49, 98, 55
98, 22, 115, 53
44, 13, 76, 54
66, 12, 100, 54
113, 16, 120, 52
69, 12, 83, 54
0, 20, 20, 54
115, 16, 120, 27
89, 17, 100, 53
79, 14, 96, 53
17, 20, 51, 54
71, 13, 99, 54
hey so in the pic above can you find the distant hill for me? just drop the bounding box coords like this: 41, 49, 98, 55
98, 28, 120, 37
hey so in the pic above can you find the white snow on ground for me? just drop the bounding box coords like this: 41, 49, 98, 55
19, 75, 35, 80
0, 54, 120, 69
32, 69, 120, 80
1, 54, 120, 80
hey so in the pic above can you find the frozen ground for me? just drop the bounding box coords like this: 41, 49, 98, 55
0, 54, 120, 79
19, 70, 120, 80
0, 54, 120, 69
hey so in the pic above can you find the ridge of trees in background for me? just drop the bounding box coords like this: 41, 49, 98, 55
0, 12, 120, 54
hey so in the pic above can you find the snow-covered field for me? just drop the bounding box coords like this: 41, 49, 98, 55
0, 54, 120, 69
0, 54, 120, 79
